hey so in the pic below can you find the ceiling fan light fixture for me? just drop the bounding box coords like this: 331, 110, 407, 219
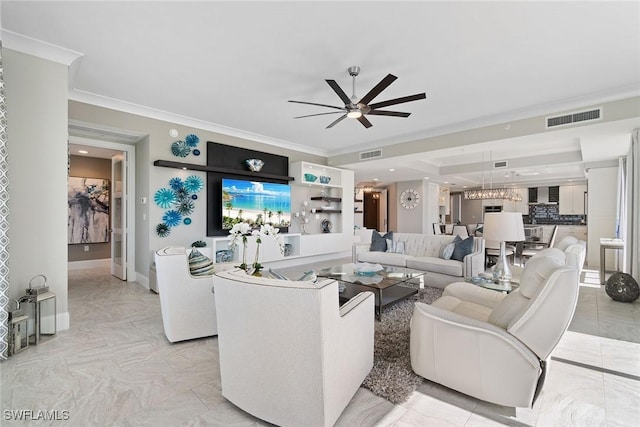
347, 108, 362, 119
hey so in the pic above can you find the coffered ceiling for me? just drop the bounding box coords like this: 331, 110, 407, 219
2, 1, 639, 188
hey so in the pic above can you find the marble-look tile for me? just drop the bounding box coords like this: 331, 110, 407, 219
335, 387, 396, 427
535, 392, 606, 427
395, 406, 469, 427
373, 404, 409, 427
125, 389, 209, 426
603, 373, 640, 427
600, 337, 640, 378
402, 389, 474, 426
553, 330, 603, 367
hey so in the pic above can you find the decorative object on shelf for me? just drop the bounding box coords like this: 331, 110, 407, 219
319, 175, 331, 184
283, 243, 293, 257
169, 128, 179, 138
400, 188, 420, 210
68, 177, 110, 244
216, 249, 233, 263
191, 240, 207, 248
171, 140, 191, 157
321, 219, 332, 233
605, 272, 639, 302
192, 149, 201, 156
483, 212, 525, 285
304, 173, 318, 182
294, 201, 311, 234
245, 158, 265, 172
154, 175, 204, 237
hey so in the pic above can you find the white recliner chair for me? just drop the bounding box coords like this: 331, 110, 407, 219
409, 253, 579, 408
212, 269, 375, 427
154, 246, 233, 343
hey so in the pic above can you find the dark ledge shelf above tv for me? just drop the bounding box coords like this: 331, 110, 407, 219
153, 160, 294, 181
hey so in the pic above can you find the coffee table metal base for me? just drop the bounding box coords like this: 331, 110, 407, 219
339, 282, 418, 321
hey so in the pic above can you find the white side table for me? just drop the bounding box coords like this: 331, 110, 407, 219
599, 238, 624, 285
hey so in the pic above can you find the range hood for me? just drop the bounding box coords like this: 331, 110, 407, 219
529, 186, 558, 204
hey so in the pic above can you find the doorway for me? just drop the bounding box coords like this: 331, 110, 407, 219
68, 135, 137, 281
364, 192, 380, 230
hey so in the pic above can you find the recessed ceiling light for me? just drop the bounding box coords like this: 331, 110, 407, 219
78, 150, 88, 154
444, 181, 449, 184
389, 168, 395, 172
373, 178, 379, 181
424, 177, 429, 180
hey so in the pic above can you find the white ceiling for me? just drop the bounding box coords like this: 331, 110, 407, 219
3, 1, 640, 189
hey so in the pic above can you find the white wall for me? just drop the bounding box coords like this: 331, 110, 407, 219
5, 49, 69, 329
587, 166, 619, 269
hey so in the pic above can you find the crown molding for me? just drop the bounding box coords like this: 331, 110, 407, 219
1, 30, 83, 66
68, 89, 328, 157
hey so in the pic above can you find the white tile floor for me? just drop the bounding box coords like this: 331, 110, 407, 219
1, 262, 639, 426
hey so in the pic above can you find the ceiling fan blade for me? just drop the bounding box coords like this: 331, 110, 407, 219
357, 115, 373, 128
288, 100, 345, 111
367, 110, 411, 117
294, 111, 345, 119
368, 93, 426, 110
326, 80, 352, 105
358, 74, 397, 105
326, 114, 347, 129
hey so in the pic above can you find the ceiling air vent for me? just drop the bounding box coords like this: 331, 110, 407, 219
546, 108, 602, 129
360, 149, 382, 160
493, 160, 508, 169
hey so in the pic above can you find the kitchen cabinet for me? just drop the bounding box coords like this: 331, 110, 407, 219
559, 185, 587, 215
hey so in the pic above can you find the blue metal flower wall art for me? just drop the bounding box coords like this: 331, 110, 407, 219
185, 134, 200, 147
184, 175, 204, 193
162, 210, 182, 227
171, 133, 201, 157
154, 174, 204, 237
154, 188, 176, 209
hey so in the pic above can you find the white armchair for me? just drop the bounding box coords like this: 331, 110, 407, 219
212, 269, 375, 427
410, 253, 579, 407
154, 246, 233, 343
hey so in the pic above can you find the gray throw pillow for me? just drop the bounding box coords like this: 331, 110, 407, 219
451, 236, 474, 261
439, 242, 456, 260
370, 231, 393, 252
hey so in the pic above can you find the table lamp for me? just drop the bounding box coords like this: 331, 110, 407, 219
483, 212, 525, 285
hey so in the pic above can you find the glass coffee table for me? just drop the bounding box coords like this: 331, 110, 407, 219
317, 263, 425, 320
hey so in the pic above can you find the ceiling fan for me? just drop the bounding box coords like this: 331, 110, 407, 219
289, 66, 426, 129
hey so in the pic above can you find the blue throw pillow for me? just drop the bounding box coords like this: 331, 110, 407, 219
451, 236, 474, 261
370, 231, 393, 252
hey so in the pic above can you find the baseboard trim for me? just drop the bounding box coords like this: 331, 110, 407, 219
68, 258, 110, 270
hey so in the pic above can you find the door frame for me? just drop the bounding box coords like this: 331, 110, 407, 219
69, 135, 136, 281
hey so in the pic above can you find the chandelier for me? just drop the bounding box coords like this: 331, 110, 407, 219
463, 187, 522, 201
463, 154, 523, 201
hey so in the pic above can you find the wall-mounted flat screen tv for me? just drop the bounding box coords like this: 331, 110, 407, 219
222, 178, 291, 230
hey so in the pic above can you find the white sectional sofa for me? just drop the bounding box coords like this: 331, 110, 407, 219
353, 230, 485, 289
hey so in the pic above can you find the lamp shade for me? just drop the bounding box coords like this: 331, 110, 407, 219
483, 212, 525, 242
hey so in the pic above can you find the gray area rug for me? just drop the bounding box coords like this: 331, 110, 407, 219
362, 286, 443, 404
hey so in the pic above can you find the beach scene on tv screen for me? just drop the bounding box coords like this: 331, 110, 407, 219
222, 178, 291, 229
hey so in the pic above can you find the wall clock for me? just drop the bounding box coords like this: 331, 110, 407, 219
400, 189, 420, 209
